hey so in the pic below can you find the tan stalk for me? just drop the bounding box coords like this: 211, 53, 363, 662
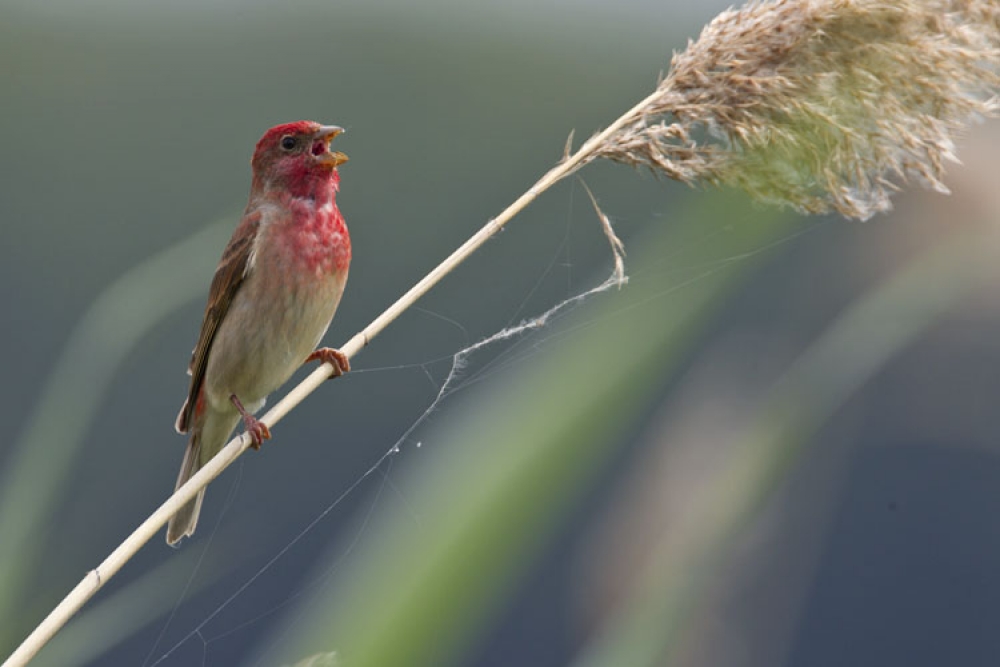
1, 88, 657, 667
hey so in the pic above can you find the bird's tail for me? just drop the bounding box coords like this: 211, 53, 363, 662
166, 431, 205, 546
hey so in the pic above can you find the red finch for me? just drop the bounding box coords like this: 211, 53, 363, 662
167, 121, 351, 545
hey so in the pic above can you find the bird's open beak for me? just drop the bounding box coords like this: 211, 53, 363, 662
314, 125, 348, 167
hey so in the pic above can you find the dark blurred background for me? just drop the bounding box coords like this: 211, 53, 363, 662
3, 2, 1000, 666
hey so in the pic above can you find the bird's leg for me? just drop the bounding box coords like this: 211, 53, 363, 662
230, 394, 271, 450
305, 347, 351, 380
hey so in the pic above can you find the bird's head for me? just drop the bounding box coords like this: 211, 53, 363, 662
251, 121, 348, 197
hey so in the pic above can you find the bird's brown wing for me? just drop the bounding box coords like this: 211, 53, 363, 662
175, 210, 262, 433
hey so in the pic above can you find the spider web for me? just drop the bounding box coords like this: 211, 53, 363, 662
141, 188, 820, 667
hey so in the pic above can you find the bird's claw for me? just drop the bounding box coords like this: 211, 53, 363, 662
243, 417, 271, 451
306, 347, 350, 379
230, 394, 271, 450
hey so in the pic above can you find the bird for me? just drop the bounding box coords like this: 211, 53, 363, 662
166, 121, 352, 545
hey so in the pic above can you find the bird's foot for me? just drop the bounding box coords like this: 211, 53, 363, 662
230, 394, 271, 450
306, 347, 351, 379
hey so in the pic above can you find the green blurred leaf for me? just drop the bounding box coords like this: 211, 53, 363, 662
255, 198, 794, 667
571, 220, 1000, 667
0, 219, 232, 651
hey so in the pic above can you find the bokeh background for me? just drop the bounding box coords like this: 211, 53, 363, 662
3, 2, 1000, 666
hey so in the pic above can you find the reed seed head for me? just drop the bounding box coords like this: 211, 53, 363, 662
596, 0, 1000, 219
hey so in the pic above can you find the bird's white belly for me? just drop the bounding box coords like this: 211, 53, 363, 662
203, 266, 348, 413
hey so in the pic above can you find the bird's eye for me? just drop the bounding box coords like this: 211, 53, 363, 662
280, 136, 297, 150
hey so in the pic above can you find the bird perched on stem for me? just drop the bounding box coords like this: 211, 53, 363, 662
167, 121, 352, 545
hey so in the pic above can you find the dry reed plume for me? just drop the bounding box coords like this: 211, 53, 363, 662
594, 0, 1000, 219
7, 2, 1000, 665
